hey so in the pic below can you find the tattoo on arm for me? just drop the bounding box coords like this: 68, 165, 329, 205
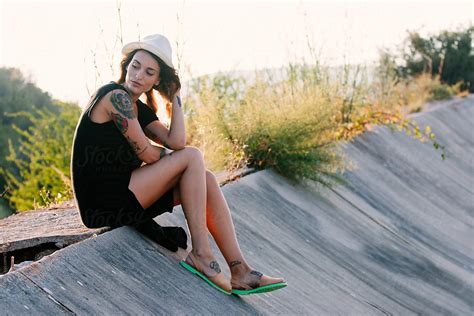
125, 135, 148, 156
111, 91, 135, 119
111, 112, 129, 133
149, 130, 160, 142
135, 145, 148, 156
147, 130, 157, 139
145, 129, 169, 149
109, 91, 148, 156
176, 95, 182, 108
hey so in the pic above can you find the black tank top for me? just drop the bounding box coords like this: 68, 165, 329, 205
70, 82, 159, 213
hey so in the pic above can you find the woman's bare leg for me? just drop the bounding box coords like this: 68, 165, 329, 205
129, 147, 209, 251
174, 170, 285, 288
128, 146, 231, 291
203, 171, 249, 266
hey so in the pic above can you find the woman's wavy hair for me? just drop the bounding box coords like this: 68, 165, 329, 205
117, 49, 180, 116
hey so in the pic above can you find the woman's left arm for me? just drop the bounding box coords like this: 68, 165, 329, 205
144, 94, 186, 150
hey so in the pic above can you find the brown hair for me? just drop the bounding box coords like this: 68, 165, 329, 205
117, 49, 181, 116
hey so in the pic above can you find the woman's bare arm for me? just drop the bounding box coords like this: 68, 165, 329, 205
144, 93, 186, 150
107, 89, 162, 164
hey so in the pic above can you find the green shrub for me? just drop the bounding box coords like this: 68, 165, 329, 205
186, 64, 345, 185
428, 79, 464, 101
429, 82, 453, 100
1, 101, 80, 211
183, 53, 449, 181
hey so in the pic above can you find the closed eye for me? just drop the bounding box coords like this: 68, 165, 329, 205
131, 59, 157, 75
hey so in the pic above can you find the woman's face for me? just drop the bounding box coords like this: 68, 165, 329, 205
124, 50, 160, 96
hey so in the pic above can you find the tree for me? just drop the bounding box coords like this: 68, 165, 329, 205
397, 25, 473, 91
0, 67, 57, 211
1, 101, 80, 211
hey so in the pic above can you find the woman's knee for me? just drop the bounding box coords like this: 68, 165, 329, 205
182, 146, 204, 165
206, 169, 217, 184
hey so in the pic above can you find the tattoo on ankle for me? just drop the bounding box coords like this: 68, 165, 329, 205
229, 260, 242, 268
209, 261, 221, 273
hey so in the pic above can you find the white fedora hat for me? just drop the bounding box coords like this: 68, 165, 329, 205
122, 34, 174, 68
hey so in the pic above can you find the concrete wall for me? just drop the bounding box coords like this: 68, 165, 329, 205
1, 96, 472, 315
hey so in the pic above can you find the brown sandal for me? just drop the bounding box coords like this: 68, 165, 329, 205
231, 270, 287, 295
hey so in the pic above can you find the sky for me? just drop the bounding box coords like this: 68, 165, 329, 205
0, 0, 472, 107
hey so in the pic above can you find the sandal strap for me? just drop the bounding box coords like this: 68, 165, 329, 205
232, 270, 263, 290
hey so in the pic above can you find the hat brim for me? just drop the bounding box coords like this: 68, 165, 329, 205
122, 41, 174, 69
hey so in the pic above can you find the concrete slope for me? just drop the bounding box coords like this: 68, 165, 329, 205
1, 96, 473, 315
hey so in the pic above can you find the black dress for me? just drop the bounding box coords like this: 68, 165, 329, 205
71, 82, 174, 229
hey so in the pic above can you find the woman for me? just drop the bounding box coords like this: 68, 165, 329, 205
71, 34, 286, 295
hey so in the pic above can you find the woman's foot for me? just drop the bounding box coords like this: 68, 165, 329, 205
184, 250, 232, 293
229, 260, 286, 294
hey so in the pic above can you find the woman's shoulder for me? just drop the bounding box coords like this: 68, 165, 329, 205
94, 82, 128, 99
91, 82, 131, 109
86, 82, 131, 122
